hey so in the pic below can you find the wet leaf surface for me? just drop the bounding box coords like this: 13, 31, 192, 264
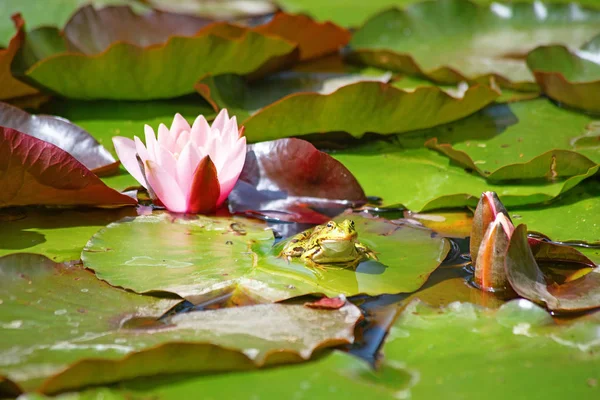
196, 71, 499, 141
0, 102, 117, 174
419, 99, 600, 180
527, 36, 600, 113
349, 0, 600, 89
506, 224, 600, 312
331, 140, 599, 211
0, 253, 361, 394
0, 127, 136, 208
82, 213, 449, 302
39, 299, 600, 399
229, 138, 366, 223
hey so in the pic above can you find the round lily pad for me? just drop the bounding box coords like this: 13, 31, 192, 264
82, 213, 450, 302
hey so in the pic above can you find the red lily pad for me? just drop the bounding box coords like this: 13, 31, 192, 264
527, 36, 600, 113
0, 102, 117, 175
63, 5, 214, 54
505, 224, 600, 312
0, 14, 38, 100
254, 12, 351, 62
228, 138, 366, 223
0, 127, 136, 207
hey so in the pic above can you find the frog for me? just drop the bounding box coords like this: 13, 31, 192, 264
279, 219, 377, 270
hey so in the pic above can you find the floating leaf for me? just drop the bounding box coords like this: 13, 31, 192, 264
0, 15, 38, 100
0, 253, 361, 394
0, 102, 118, 174
349, 0, 600, 89
196, 71, 499, 141
229, 138, 366, 223
409, 99, 599, 181
13, 21, 297, 100
332, 140, 599, 211
49, 299, 600, 399
0, 127, 136, 207
527, 35, 600, 113
145, 0, 277, 19
512, 178, 600, 245
82, 213, 449, 302
0, 207, 136, 262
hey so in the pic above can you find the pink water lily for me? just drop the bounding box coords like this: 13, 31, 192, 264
112, 109, 246, 213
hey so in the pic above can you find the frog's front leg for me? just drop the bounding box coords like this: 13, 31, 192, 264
300, 249, 326, 279
355, 243, 378, 261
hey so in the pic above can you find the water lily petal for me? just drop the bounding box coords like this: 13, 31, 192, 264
211, 109, 230, 133
187, 155, 220, 213
190, 115, 211, 147
175, 130, 190, 155
176, 141, 203, 199
154, 143, 178, 182
112, 136, 146, 188
170, 113, 191, 140
145, 160, 187, 213
219, 136, 247, 182
157, 123, 173, 150
144, 125, 158, 161
222, 116, 239, 142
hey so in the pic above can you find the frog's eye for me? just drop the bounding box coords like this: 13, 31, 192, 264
326, 222, 335, 228
350, 221, 355, 228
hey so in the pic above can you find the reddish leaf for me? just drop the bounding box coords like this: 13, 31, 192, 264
64, 5, 214, 54
0, 127, 136, 207
188, 155, 220, 214
304, 296, 346, 310
0, 14, 38, 100
254, 13, 350, 62
0, 102, 117, 175
505, 224, 600, 312
228, 138, 366, 223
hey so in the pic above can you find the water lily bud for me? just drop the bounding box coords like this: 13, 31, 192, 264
474, 213, 513, 291
112, 109, 246, 214
470, 191, 512, 266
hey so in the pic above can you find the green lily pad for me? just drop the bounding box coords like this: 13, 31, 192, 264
420, 99, 599, 180
527, 35, 600, 113
82, 213, 450, 302
0, 253, 361, 394
331, 140, 599, 211
42, 299, 600, 399
511, 178, 600, 245
13, 23, 296, 100
349, 0, 600, 89
196, 71, 499, 141
0, 207, 136, 262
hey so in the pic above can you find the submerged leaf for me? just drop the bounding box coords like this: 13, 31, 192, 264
0, 102, 117, 174
0, 253, 361, 394
82, 213, 449, 302
349, 0, 600, 89
0, 127, 136, 207
229, 138, 366, 223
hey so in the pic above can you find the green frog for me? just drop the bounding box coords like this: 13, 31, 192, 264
280, 219, 377, 270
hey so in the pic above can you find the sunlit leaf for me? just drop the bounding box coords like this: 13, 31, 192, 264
196, 71, 499, 141
0, 253, 361, 394
0, 102, 118, 174
527, 35, 600, 113
506, 224, 600, 312
332, 140, 599, 211
0, 127, 136, 207
229, 138, 366, 223
145, 0, 277, 20
82, 213, 449, 302
349, 0, 600, 89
